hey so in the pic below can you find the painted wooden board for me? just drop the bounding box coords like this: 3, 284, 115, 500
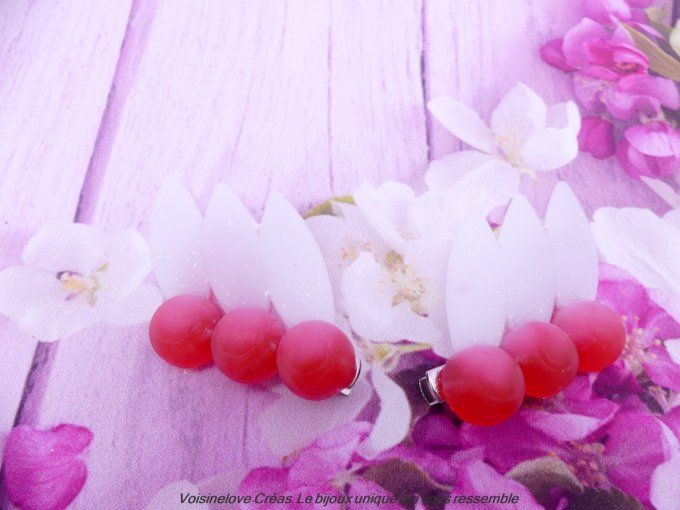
0, 0, 132, 445
21, 1, 428, 508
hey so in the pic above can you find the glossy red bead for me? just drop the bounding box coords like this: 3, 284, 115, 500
149, 295, 223, 368
438, 345, 525, 426
551, 300, 626, 373
277, 320, 356, 401
500, 322, 578, 398
211, 308, 285, 384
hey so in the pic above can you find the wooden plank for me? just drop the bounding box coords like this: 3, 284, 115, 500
28, 1, 428, 508
422, 0, 671, 216
0, 0, 131, 443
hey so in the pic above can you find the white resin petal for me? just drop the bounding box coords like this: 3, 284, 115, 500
259, 193, 334, 327
203, 184, 269, 311
446, 216, 506, 351
544, 182, 598, 307
149, 177, 209, 298
499, 195, 556, 326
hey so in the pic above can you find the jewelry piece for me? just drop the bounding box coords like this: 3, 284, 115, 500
148, 183, 360, 400
420, 184, 624, 425
499, 321, 578, 398
149, 294, 222, 369
211, 308, 285, 384
551, 300, 626, 372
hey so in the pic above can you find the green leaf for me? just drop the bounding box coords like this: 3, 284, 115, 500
506, 456, 581, 506
623, 24, 680, 81
303, 195, 355, 219
361, 458, 450, 510
565, 487, 644, 510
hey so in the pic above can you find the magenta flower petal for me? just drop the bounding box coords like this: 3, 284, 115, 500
578, 116, 615, 159
643, 345, 680, 391
541, 39, 574, 71
2, 424, 93, 510
617, 123, 680, 179
604, 412, 667, 504
605, 75, 680, 120
584, 0, 632, 23
451, 459, 543, 509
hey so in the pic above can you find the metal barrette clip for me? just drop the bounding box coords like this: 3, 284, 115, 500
419, 365, 444, 405
340, 358, 363, 396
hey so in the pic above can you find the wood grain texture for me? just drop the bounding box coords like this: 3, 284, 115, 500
423, 0, 672, 217
20, 1, 429, 507
0, 0, 131, 447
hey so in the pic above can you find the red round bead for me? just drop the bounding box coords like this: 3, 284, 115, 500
500, 322, 578, 398
277, 320, 357, 401
211, 308, 285, 384
438, 345, 525, 426
551, 300, 626, 372
149, 295, 223, 368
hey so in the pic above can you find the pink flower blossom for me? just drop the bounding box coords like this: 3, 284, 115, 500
604, 74, 680, 120
616, 122, 680, 178
560, 20, 648, 80
583, 0, 655, 24
594, 264, 680, 395
2, 424, 93, 510
578, 116, 616, 158
238, 422, 371, 510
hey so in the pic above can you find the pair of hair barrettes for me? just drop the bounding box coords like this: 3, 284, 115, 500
147, 179, 625, 426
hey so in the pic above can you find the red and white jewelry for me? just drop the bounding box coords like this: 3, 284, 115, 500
420, 183, 625, 425
147, 180, 360, 400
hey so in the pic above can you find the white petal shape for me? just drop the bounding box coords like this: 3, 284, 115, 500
20, 299, 99, 342
258, 377, 372, 455
99, 285, 163, 326
427, 97, 496, 154
259, 193, 334, 327
649, 288, 680, 325
547, 101, 581, 134
521, 127, 579, 172
545, 182, 598, 307
641, 177, 680, 208
446, 216, 506, 351
499, 195, 556, 326
0, 266, 63, 321
664, 208, 680, 232
203, 184, 269, 311
665, 339, 680, 365
491, 83, 547, 141
353, 181, 414, 250
22, 223, 106, 275
592, 207, 680, 295
98, 229, 152, 299
342, 252, 443, 344
425, 151, 494, 191
149, 177, 209, 298
358, 369, 410, 458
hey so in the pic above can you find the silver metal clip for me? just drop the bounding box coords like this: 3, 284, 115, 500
340, 358, 362, 396
419, 365, 444, 405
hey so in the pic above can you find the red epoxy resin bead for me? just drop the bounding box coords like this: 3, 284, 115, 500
149, 295, 223, 368
438, 345, 525, 426
552, 300, 626, 373
277, 320, 356, 401
211, 308, 285, 384
500, 322, 578, 398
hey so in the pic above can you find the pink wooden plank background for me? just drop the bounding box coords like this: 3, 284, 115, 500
0, 1, 674, 508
